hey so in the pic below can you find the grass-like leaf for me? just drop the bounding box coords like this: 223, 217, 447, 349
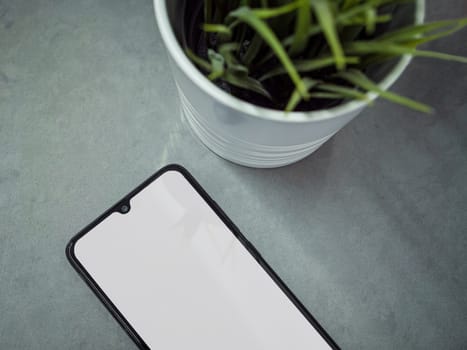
286, 78, 317, 112
317, 83, 370, 100
185, 48, 212, 72
186, 48, 270, 99
365, 8, 377, 34
311, 0, 346, 70
229, 6, 309, 97
223, 71, 272, 99
341, 14, 392, 27
202, 23, 232, 36
280, 0, 399, 48
289, 0, 311, 56
336, 69, 433, 113
207, 49, 225, 80
251, 1, 301, 19
219, 43, 249, 73
260, 56, 359, 81
378, 18, 467, 45
308, 92, 349, 99
341, 0, 362, 11
346, 41, 467, 64
243, 34, 264, 66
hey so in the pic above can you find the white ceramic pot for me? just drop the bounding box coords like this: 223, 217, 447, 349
154, 0, 425, 168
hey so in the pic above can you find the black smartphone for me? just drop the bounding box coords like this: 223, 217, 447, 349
67, 164, 339, 349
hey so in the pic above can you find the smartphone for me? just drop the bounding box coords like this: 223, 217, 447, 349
66, 165, 339, 349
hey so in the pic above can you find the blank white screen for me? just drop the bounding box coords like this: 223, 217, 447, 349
75, 170, 332, 349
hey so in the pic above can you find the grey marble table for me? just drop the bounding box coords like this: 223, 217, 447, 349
1, 0, 466, 349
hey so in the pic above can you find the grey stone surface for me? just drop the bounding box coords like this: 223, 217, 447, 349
0, 0, 466, 349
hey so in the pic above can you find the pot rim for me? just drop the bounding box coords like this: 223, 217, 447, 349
154, 0, 425, 124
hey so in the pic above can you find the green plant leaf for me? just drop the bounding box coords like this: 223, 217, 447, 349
378, 18, 467, 45
365, 8, 377, 34
186, 47, 270, 99
229, 6, 309, 97
286, 78, 317, 112
218, 42, 240, 53
207, 49, 225, 80
260, 56, 359, 81
251, 1, 301, 19
337, 0, 403, 23
316, 83, 369, 100
283, 25, 321, 48
341, 0, 361, 11
280, 0, 399, 49
219, 43, 249, 73
336, 69, 433, 113
243, 34, 264, 66
185, 48, 212, 72
340, 14, 392, 26
310, 0, 346, 70
289, 0, 311, 56
223, 71, 272, 99
346, 41, 467, 64
308, 92, 346, 99
295, 56, 360, 70
202, 23, 233, 36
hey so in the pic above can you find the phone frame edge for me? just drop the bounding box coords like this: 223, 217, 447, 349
65, 164, 341, 350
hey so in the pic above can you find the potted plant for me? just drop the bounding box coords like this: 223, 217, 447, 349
154, 0, 467, 168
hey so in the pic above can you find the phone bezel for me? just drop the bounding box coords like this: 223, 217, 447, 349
66, 164, 340, 350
